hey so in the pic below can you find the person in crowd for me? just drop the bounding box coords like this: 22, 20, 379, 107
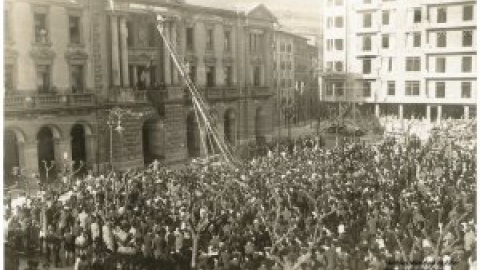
4, 119, 476, 270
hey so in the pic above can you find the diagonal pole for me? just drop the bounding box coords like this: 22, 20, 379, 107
154, 17, 239, 167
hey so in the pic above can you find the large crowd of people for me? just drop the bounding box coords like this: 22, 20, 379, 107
4, 122, 476, 270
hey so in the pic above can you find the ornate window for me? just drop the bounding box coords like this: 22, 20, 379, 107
33, 6, 49, 44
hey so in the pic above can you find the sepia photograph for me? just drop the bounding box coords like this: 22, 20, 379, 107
2, 0, 476, 269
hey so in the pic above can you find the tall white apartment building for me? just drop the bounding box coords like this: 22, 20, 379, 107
321, 0, 476, 121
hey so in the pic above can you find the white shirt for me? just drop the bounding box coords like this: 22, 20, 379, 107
91, 222, 100, 240
78, 212, 88, 229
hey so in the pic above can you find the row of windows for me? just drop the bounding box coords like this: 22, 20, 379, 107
4, 63, 250, 93
274, 79, 295, 88
328, 0, 398, 8
189, 65, 261, 87
275, 42, 293, 53
387, 81, 472, 99
435, 56, 473, 73
326, 0, 344, 7
360, 56, 474, 74
14, 9, 238, 52
357, 5, 474, 28
186, 27, 233, 52
325, 61, 344, 72
274, 61, 293, 71
27, 11, 83, 45
326, 17, 344, 29
433, 5, 474, 23
4, 64, 86, 94
326, 39, 344, 51
325, 81, 473, 99
358, 30, 473, 52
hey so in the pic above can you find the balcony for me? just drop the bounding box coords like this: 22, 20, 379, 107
107, 87, 151, 103
423, 0, 478, 6
4, 93, 96, 111
355, 26, 380, 35
205, 87, 223, 100
425, 20, 476, 30
354, 3, 380, 11
424, 72, 477, 79
249, 86, 272, 97
182, 86, 242, 105
224, 87, 240, 99
356, 48, 380, 57
424, 45, 476, 55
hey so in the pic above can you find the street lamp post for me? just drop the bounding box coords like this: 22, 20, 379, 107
106, 107, 143, 171
42, 160, 55, 183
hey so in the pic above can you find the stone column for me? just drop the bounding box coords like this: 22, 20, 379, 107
464, 105, 470, 119
24, 142, 39, 174
145, 69, 151, 88
85, 134, 97, 171
437, 105, 442, 124
164, 23, 172, 86
171, 22, 179, 85
426, 105, 431, 122
111, 15, 121, 86
132, 66, 138, 88
120, 16, 130, 87
375, 104, 380, 117
398, 104, 404, 121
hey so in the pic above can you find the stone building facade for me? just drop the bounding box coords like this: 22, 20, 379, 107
4, 0, 276, 182
273, 29, 319, 130
321, 0, 476, 120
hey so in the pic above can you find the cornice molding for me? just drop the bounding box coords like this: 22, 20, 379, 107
30, 46, 56, 63
65, 48, 88, 63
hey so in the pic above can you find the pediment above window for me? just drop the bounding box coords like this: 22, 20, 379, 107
204, 55, 217, 65
185, 54, 198, 64
30, 47, 55, 64
65, 49, 88, 63
129, 52, 155, 64
222, 56, 234, 65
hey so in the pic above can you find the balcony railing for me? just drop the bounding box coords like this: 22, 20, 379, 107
4, 93, 96, 111
224, 87, 240, 98
249, 86, 271, 97
206, 87, 223, 99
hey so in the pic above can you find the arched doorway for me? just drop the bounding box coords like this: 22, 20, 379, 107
255, 107, 266, 143
186, 113, 201, 158
71, 124, 87, 175
142, 119, 166, 166
4, 130, 20, 186
37, 127, 57, 182
224, 109, 236, 145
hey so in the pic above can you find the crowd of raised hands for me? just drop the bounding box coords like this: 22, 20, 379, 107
5, 123, 476, 270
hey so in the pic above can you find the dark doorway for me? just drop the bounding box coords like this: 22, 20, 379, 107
255, 107, 266, 142
142, 119, 165, 166
224, 109, 236, 145
71, 124, 87, 175
37, 127, 56, 182
4, 130, 19, 186
186, 113, 201, 158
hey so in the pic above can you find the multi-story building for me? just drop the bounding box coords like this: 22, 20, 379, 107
4, 0, 277, 182
293, 36, 320, 123
321, 0, 476, 121
273, 30, 296, 107
273, 29, 319, 127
